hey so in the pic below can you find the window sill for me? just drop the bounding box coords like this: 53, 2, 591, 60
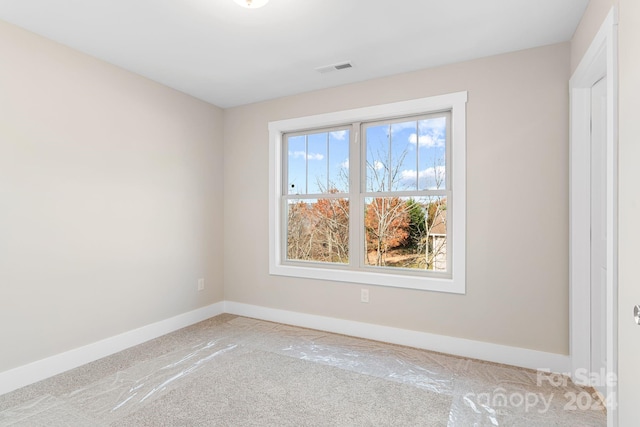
269, 262, 465, 294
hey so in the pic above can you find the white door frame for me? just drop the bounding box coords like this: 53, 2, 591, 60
569, 7, 618, 426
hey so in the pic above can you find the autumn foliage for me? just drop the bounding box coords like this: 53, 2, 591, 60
287, 195, 446, 270
364, 197, 410, 266
287, 197, 349, 263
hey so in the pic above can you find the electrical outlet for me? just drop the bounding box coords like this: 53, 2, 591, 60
197, 278, 205, 291
360, 288, 369, 303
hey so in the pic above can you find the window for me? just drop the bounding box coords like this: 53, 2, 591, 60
269, 92, 467, 293
285, 126, 351, 264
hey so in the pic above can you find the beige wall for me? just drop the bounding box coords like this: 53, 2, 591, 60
0, 21, 224, 372
571, 0, 617, 72
224, 43, 571, 355
616, 0, 640, 422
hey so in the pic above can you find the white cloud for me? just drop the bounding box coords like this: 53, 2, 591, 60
390, 121, 418, 134
400, 166, 446, 188
374, 160, 384, 170
418, 165, 445, 180
289, 151, 324, 160
340, 158, 349, 169
400, 169, 415, 181
408, 133, 444, 148
330, 130, 347, 140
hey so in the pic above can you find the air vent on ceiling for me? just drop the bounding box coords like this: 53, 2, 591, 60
315, 61, 353, 74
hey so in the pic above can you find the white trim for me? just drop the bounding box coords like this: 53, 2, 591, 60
569, 7, 618, 425
0, 302, 225, 396
1, 300, 571, 397
569, 86, 592, 377
268, 92, 467, 294
224, 301, 570, 374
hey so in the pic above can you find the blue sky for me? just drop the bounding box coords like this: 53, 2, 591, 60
287, 129, 349, 194
287, 116, 447, 196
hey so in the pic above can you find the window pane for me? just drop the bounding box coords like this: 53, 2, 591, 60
365, 124, 390, 192
364, 196, 447, 271
328, 130, 349, 193
287, 129, 349, 195
391, 121, 417, 191
366, 118, 444, 192
417, 117, 447, 190
287, 135, 306, 194
286, 198, 349, 264
307, 132, 328, 194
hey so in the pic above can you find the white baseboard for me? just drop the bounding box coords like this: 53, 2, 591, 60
0, 302, 224, 396
1, 300, 571, 397
224, 301, 571, 374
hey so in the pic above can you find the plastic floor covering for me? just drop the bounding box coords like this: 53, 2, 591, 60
0, 315, 607, 426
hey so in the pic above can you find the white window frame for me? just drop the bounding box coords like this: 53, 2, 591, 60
269, 91, 467, 293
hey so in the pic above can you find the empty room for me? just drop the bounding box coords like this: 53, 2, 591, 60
1, 0, 638, 425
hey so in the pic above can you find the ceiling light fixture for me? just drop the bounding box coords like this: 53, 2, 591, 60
233, 0, 269, 8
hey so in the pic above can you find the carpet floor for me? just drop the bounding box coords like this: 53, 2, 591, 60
0, 314, 606, 426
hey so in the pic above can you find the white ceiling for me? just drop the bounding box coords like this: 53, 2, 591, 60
0, 0, 589, 108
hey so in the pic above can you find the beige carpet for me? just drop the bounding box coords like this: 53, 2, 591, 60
116, 349, 451, 426
0, 315, 606, 426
